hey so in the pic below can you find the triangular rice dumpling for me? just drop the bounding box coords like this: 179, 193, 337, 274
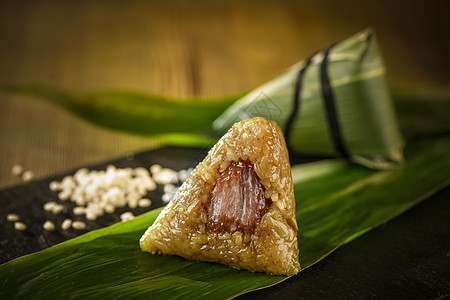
140, 117, 300, 275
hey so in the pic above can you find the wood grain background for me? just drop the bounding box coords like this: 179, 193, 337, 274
1, 0, 449, 188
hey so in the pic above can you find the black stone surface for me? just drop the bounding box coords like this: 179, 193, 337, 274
0, 147, 448, 299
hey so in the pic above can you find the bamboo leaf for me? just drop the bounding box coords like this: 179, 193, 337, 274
151, 132, 218, 148
391, 86, 450, 138
2, 82, 449, 149
293, 135, 450, 267
1, 135, 449, 299
0, 83, 242, 146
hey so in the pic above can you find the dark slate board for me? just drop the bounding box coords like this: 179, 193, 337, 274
1, 147, 449, 299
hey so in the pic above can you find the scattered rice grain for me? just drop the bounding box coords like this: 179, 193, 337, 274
58, 190, 71, 201
164, 184, 178, 193
138, 198, 152, 207
162, 193, 173, 203
128, 198, 138, 209
22, 170, 34, 182
51, 204, 64, 214
104, 204, 115, 214
120, 211, 134, 222
85, 210, 98, 221
43, 202, 57, 212
73, 206, 85, 215
177, 168, 193, 183
12, 164, 23, 176
72, 221, 87, 230
49, 181, 60, 191
61, 219, 72, 230
153, 168, 178, 184
7, 213, 20, 222
150, 164, 162, 175
43, 220, 55, 231
14, 222, 27, 231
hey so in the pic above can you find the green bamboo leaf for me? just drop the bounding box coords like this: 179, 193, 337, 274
1, 135, 449, 299
0, 83, 243, 146
293, 135, 450, 267
151, 132, 218, 148
391, 86, 450, 138
2, 82, 449, 149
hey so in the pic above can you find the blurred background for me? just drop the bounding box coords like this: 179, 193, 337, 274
1, 0, 449, 188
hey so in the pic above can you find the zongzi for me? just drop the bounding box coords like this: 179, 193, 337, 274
140, 117, 300, 275
213, 28, 404, 170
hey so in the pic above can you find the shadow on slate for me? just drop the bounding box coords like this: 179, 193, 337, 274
1, 146, 448, 299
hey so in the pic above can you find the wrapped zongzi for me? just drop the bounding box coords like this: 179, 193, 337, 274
213, 28, 404, 170
140, 117, 299, 275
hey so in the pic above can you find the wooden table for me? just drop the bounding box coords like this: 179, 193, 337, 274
1, 0, 449, 189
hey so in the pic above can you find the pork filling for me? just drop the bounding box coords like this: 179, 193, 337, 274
207, 160, 270, 234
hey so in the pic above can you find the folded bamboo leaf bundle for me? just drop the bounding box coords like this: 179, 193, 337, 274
213, 28, 404, 170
